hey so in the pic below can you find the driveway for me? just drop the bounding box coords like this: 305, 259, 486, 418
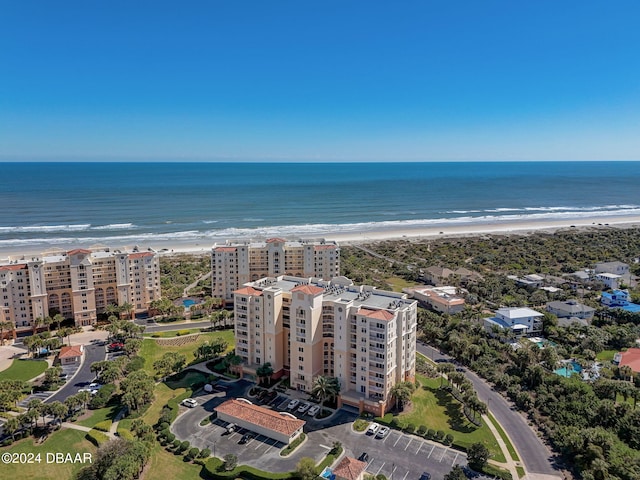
417, 342, 561, 477
45, 342, 106, 404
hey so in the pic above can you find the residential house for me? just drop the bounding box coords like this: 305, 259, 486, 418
408, 286, 465, 314
614, 348, 640, 374
484, 307, 544, 338
596, 273, 623, 290
546, 300, 595, 321
421, 266, 454, 286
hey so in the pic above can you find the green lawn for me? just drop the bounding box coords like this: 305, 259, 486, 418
0, 359, 48, 382
141, 382, 187, 427
596, 349, 617, 362
381, 375, 503, 460
385, 276, 416, 292
487, 412, 519, 461
0, 428, 97, 479
76, 403, 120, 428
139, 329, 235, 375
144, 328, 203, 338
143, 442, 204, 480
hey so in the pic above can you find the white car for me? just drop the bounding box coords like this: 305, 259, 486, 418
182, 398, 198, 408
88, 383, 101, 389
307, 405, 320, 417
287, 399, 300, 410
297, 402, 310, 414
376, 426, 390, 438
367, 422, 380, 435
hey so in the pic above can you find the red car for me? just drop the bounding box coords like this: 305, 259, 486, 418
108, 342, 124, 351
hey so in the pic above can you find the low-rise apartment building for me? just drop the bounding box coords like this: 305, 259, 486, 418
408, 286, 465, 314
212, 238, 339, 304
484, 307, 544, 338
233, 275, 417, 416
0, 246, 160, 334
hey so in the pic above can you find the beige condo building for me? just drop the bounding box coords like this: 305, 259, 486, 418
233, 275, 417, 416
212, 238, 339, 304
0, 246, 160, 334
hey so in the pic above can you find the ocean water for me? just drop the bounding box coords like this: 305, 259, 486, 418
1, 161, 639, 252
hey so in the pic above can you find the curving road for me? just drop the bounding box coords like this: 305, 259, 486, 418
417, 343, 562, 477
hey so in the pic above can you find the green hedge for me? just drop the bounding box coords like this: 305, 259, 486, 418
93, 420, 113, 432
117, 428, 135, 441
86, 429, 109, 447
481, 464, 512, 480
316, 446, 342, 472
280, 433, 305, 456
203, 458, 295, 480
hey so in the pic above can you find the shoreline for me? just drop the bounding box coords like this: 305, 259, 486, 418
2, 214, 640, 260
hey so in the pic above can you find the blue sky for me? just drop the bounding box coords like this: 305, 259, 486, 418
1, 1, 639, 161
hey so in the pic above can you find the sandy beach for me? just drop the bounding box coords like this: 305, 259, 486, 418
2, 214, 640, 261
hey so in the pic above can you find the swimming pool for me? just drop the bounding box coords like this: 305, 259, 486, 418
554, 361, 582, 377
183, 299, 196, 308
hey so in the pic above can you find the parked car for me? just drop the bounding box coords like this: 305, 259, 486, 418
287, 399, 300, 410
239, 433, 252, 444
226, 423, 236, 433
419, 473, 431, 480
107, 342, 124, 352
366, 423, 380, 435
455, 367, 466, 372
297, 402, 310, 414
88, 382, 101, 389
182, 398, 198, 408
376, 426, 390, 438
358, 452, 369, 462
307, 405, 320, 417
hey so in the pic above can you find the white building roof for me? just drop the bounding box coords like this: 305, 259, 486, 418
597, 273, 621, 279
497, 307, 543, 319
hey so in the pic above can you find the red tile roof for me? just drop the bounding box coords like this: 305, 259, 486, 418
59, 345, 83, 359
129, 252, 154, 259
234, 287, 263, 296
215, 399, 305, 436
266, 238, 287, 243
333, 457, 367, 480
215, 247, 237, 253
67, 249, 92, 255
358, 308, 395, 321
291, 284, 325, 295
0, 264, 27, 271
619, 348, 640, 373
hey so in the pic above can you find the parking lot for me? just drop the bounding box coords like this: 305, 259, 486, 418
171, 381, 481, 479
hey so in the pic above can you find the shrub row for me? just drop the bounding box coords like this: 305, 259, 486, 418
378, 418, 454, 447
204, 457, 295, 480
85, 429, 109, 447
93, 420, 113, 432
117, 428, 135, 441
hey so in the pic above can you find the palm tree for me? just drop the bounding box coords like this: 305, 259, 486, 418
53, 313, 65, 331
0, 321, 13, 346
4, 417, 20, 440
311, 375, 340, 410
120, 302, 134, 320
32, 316, 45, 334
44, 315, 54, 332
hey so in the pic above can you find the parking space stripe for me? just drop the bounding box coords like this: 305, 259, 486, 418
415, 442, 422, 454
438, 448, 447, 462
401, 470, 409, 480
452, 452, 459, 465
376, 462, 385, 474
393, 435, 402, 447
427, 444, 435, 458
404, 437, 412, 450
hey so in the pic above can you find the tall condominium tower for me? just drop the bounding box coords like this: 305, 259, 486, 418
212, 238, 339, 304
0, 246, 160, 334
233, 275, 417, 416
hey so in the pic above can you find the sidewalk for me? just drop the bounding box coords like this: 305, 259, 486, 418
483, 413, 521, 480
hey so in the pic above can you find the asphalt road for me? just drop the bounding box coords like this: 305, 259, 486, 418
46, 342, 106, 404
417, 342, 560, 476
